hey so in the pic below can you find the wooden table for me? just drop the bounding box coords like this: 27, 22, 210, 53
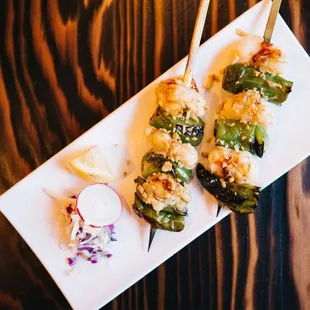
0, 1, 309, 309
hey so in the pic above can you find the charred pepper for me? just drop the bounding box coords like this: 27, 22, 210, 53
222, 63, 293, 104
196, 163, 260, 214
141, 152, 193, 184
214, 119, 267, 157
150, 107, 204, 146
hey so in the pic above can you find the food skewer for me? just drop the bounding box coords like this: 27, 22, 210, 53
146, 0, 211, 251
203, 0, 291, 217
217, 0, 283, 217
131, 0, 210, 252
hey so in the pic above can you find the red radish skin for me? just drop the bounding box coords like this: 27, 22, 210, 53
76, 208, 86, 224
76, 204, 106, 229
76, 183, 123, 228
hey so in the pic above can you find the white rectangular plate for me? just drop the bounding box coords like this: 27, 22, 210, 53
1, 1, 310, 309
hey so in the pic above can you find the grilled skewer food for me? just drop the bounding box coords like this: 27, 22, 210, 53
223, 34, 293, 104
197, 31, 293, 214
133, 79, 207, 233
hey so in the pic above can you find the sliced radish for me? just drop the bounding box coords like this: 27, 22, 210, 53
76, 184, 122, 228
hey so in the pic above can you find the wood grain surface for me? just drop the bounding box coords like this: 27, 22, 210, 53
0, 0, 309, 309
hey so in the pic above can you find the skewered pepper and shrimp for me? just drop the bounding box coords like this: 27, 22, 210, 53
196, 163, 260, 214
132, 0, 211, 250
232, 34, 286, 75
151, 78, 205, 146
197, 94, 261, 211
216, 88, 270, 158
195, 34, 284, 214
134, 175, 190, 215
197, 14, 293, 214
196, 133, 259, 213
218, 89, 273, 128
133, 76, 207, 242
146, 127, 199, 170
222, 32, 293, 104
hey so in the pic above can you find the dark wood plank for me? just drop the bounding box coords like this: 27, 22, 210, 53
0, 0, 309, 309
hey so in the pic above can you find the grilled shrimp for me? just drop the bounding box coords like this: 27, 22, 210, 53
147, 127, 171, 151
233, 34, 262, 64
251, 41, 286, 75
139, 173, 191, 212
168, 141, 198, 169
218, 90, 273, 127
233, 34, 286, 75
208, 146, 258, 184
147, 128, 198, 169
155, 78, 205, 117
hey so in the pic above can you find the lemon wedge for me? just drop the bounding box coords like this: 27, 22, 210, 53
69, 146, 114, 183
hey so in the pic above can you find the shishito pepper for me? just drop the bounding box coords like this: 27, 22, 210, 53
222, 64, 293, 104
196, 163, 260, 214
133, 194, 185, 231
214, 119, 267, 157
150, 107, 204, 146
141, 152, 192, 184
132, 177, 186, 231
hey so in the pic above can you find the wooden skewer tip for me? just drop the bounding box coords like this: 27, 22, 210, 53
148, 0, 211, 252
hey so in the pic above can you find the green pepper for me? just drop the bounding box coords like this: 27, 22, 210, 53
196, 163, 260, 214
134, 177, 188, 216
133, 194, 185, 231
214, 119, 267, 157
150, 107, 204, 146
222, 64, 293, 104
141, 152, 192, 183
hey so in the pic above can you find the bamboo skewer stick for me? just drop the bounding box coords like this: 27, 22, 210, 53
263, 0, 283, 43
216, 0, 283, 219
148, 0, 210, 252
183, 0, 211, 86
